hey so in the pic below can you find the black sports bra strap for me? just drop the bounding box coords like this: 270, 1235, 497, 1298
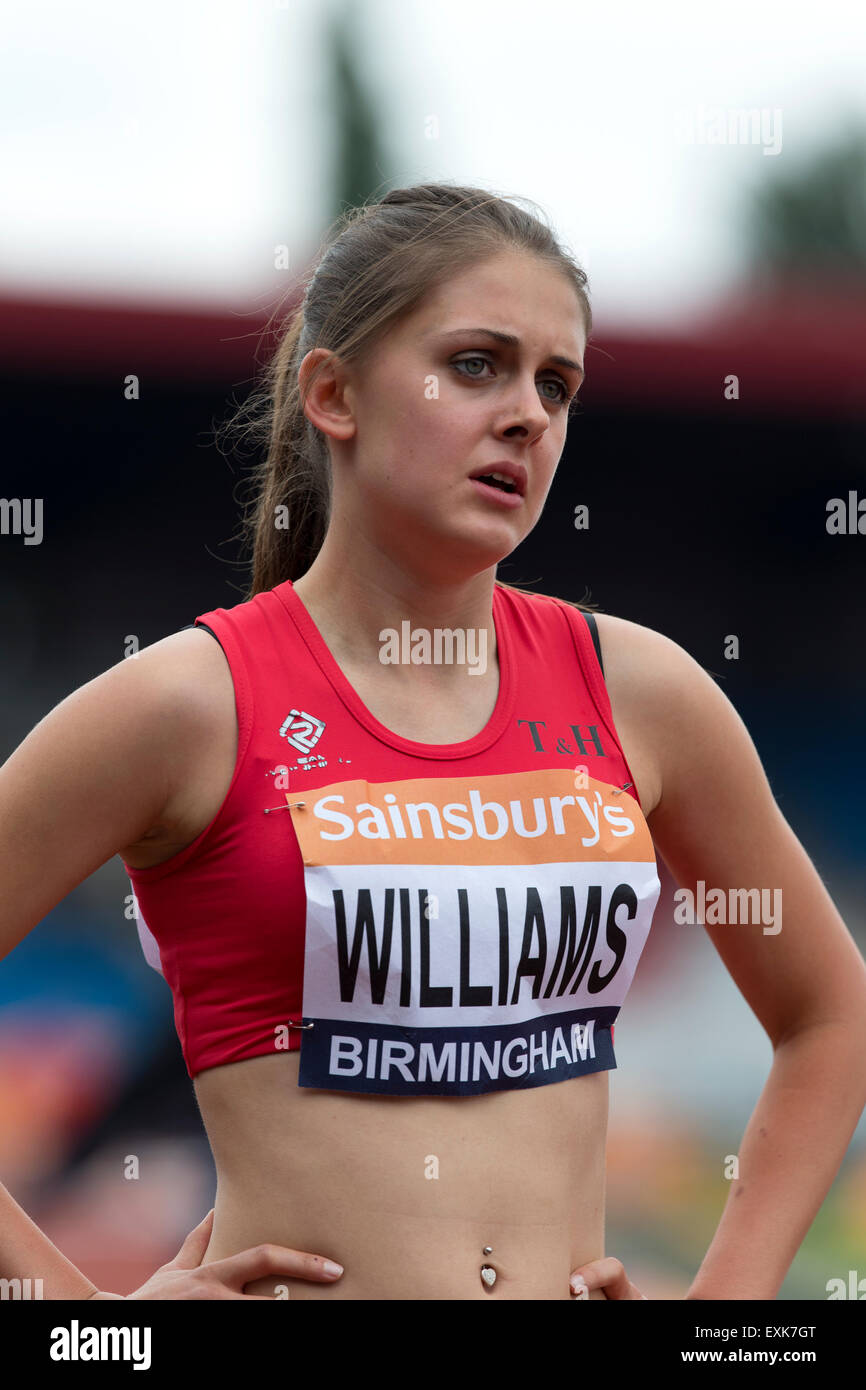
581, 611, 605, 679
184, 621, 223, 647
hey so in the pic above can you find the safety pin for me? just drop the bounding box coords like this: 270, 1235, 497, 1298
263, 801, 307, 813
287, 1019, 315, 1030
610, 783, 633, 796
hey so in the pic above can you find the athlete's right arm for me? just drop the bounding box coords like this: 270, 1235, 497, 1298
0, 632, 343, 1299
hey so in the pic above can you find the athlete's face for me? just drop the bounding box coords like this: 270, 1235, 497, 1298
306, 248, 587, 574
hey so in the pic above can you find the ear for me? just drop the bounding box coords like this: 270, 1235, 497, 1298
298, 348, 356, 441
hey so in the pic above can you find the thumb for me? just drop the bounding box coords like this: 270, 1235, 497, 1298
166, 1208, 215, 1270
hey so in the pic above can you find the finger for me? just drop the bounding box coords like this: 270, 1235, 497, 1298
208, 1290, 284, 1301
206, 1244, 344, 1290
570, 1256, 642, 1300
165, 1208, 216, 1271
218, 1292, 277, 1301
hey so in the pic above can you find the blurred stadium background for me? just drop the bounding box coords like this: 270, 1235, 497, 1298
1, 0, 865, 1299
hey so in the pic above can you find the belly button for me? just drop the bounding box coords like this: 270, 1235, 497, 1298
480, 1246, 496, 1290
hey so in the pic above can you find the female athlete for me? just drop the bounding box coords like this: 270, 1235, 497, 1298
2, 183, 865, 1301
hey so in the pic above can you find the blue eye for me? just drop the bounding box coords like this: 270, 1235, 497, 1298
454, 355, 489, 378
541, 379, 570, 403
451, 354, 571, 404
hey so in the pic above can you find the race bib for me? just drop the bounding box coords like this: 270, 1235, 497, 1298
288, 768, 659, 1097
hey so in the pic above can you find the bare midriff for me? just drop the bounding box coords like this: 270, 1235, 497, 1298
195, 1050, 609, 1300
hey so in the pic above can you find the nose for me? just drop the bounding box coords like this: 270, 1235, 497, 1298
498, 373, 552, 443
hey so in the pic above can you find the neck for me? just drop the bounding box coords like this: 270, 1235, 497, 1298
291, 537, 500, 682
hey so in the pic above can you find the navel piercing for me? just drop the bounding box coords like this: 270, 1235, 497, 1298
480, 1265, 497, 1288
483, 1246, 493, 1255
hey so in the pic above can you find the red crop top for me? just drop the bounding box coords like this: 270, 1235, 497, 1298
125, 580, 660, 1096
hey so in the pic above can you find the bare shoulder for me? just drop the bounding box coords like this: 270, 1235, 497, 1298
591, 610, 689, 691
116, 626, 238, 861
591, 609, 766, 824
591, 609, 713, 713
116, 625, 235, 731
590, 611, 716, 819
0, 628, 239, 946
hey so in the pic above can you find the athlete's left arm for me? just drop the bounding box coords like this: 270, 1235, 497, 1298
628, 623, 866, 1299
570, 622, 866, 1299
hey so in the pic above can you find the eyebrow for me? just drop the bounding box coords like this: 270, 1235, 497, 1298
436, 327, 585, 381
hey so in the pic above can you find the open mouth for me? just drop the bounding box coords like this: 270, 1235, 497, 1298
473, 473, 519, 495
